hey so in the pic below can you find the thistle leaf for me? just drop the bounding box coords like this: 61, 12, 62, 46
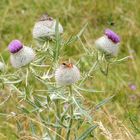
76, 125, 98, 140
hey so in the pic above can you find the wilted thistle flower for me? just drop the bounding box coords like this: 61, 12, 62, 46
32, 13, 63, 41
8, 40, 35, 68
0, 61, 5, 72
95, 29, 120, 56
55, 62, 80, 86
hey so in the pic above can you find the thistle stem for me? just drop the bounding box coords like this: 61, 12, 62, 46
55, 99, 61, 140
66, 85, 73, 140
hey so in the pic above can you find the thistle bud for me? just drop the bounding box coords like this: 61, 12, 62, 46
95, 29, 120, 56
32, 13, 63, 42
55, 62, 80, 86
8, 40, 35, 68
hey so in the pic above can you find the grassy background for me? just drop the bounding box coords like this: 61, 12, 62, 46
0, 0, 140, 139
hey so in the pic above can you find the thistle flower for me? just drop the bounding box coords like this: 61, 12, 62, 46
32, 13, 63, 41
8, 40, 35, 68
55, 62, 80, 86
95, 29, 120, 56
129, 83, 136, 91
0, 61, 5, 72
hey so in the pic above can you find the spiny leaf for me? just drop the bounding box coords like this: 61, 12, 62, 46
64, 23, 88, 47
75, 85, 104, 93
95, 95, 115, 110
76, 125, 98, 140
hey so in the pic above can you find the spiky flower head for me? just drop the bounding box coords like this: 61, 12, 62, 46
8, 40, 35, 68
55, 62, 80, 86
95, 29, 120, 56
8, 40, 23, 53
32, 13, 63, 41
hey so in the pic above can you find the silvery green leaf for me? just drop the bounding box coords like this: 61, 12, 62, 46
72, 96, 92, 123
95, 95, 115, 110
64, 23, 88, 47
112, 56, 130, 64
31, 63, 50, 68
76, 125, 98, 140
50, 93, 59, 101
3, 79, 22, 84
41, 70, 54, 80
75, 85, 104, 93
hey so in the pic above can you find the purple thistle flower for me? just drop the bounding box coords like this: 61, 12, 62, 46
8, 39, 35, 68
8, 40, 23, 53
129, 84, 136, 91
105, 29, 120, 44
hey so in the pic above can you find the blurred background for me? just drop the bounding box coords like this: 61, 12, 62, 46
0, 0, 140, 139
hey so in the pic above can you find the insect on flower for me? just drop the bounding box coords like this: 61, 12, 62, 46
32, 13, 63, 41
8, 40, 35, 68
95, 29, 120, 56
55, 62, 80, 86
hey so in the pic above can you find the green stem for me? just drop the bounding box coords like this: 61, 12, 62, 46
66, 85, 73, 140
55, 99, 61, 140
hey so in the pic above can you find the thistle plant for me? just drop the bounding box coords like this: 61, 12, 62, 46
0, 13, 128, 140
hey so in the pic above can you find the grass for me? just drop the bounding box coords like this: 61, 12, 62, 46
0, 0, 140, 139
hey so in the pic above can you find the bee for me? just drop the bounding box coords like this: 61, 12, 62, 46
62, 62, 73, 68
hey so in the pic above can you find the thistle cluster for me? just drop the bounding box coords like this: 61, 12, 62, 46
0, 13, 124, 140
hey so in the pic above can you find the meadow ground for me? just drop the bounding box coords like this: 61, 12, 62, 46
0, 0, 140, 140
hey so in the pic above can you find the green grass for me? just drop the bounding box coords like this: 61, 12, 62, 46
0, 0, 140, 139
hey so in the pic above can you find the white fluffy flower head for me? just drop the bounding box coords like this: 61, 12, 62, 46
55, 62, 80, 86
8, 40, 35, 68
33, 13, 63, 41
95, 29, 120, 56
10, 46, 35, 68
